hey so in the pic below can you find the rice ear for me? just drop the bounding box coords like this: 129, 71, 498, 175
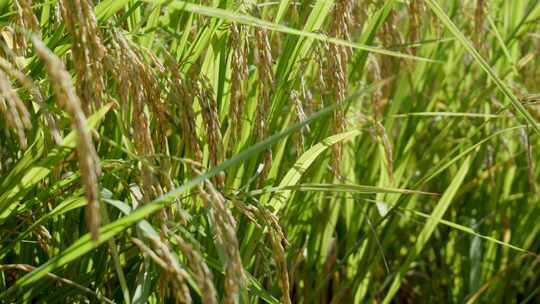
194, 75, 225, 188
0, 57, 61, 144
327, 0, 355, 177
254, 27, 274, 186
409, 0, 420, 55
165, 53, 203, 168
474, 0, 485, 49
228, 23, 249, 142
261, 208, 291, 304
172, 234, 218, 304
132, 237, 192, 303
109, 32, 158, 203
199, 181, 245, 304
291, 90, 307, 157
13, 0, 40, 54
14, 0, 39, 34
31, 36, 101, 242
0, 69, 31, 149
59, 0, 106, 113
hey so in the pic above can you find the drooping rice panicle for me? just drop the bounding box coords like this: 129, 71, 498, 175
253, 26, 274, 186
0, 57, 61, 144
32, 36, 101, 241
194, 75, 225, 188
228, 23, 249, 143
59, 0, 106, 113
2, 1, 540, 303
0, 69, 31, 149
172, 233, 218, 304
132, 237, 192, 303
474, 0, 485, 49
108, 32, 163, 209
165, 54, 203, 168
13, 0, 39, 53
409, 0, 420, 55
199, 181, 244, 304
327, 0, 354, 177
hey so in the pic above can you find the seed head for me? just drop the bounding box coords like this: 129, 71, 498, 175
32, 36, 101, 241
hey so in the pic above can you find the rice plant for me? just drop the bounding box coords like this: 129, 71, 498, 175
1, 0, 539, 303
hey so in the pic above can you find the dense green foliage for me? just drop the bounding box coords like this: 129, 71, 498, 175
1, 0, 540, 303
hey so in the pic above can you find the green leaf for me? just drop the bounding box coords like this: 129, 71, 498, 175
425, 0, 540, 136
383, 156, 472, 303
0, 103, 113, 219
1, 98, 339, 296
268, 130, 362, 211
146, 0, 437, 62
252, 183, 437, 197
